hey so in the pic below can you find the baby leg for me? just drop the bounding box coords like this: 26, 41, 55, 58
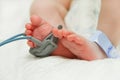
52, 28, 107, 60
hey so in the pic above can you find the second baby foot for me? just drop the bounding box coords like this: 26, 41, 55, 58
52, 28, 107, 60
25, 15, 76, 58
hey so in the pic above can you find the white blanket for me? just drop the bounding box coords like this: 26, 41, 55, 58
1, 0, 120, 80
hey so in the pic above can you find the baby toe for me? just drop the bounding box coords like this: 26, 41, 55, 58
30, 15, 43, 26
27, 40, 35, 48
67, 34, 76, 41
52, 28, 64, 39
25, 30, 32, 36
25, 23, 34, 30
57, 30, 64, 39
52, 28, 59, 37
62, 29, 73, 37
67, 34, 83, 44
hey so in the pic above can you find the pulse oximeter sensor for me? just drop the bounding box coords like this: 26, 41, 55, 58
0, 25, 63, 57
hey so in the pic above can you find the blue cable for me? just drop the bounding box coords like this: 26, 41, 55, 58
0, 33, 31, 47
1, 33, 25, 42
0, 33, 42, 47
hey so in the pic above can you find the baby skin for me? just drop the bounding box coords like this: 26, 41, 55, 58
25, 15, 107, 60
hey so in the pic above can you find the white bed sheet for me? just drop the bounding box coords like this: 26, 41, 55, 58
1, 0, 120, 80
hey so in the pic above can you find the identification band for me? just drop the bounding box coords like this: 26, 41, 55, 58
90, 31, 120, 58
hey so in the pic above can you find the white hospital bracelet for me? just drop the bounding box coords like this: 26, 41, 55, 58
90, 31, 120, 58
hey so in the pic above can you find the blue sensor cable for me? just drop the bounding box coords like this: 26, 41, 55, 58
0, 33, 42, 47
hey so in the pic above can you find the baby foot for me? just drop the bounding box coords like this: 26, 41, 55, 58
25, 15, 53, 47
25, 15, 76, 58
52, 29, 107, 60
